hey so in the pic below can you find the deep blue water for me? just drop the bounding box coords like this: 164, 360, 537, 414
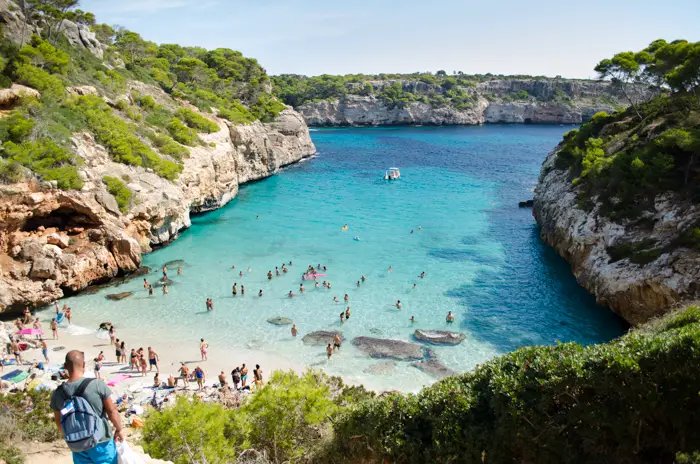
57, 125, 628, 392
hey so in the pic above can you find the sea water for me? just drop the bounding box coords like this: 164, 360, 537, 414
44, 125, 628, 392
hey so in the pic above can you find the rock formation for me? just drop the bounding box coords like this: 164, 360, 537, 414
267, 317, 293, 326
413, 329, 466, 345
410, 359, 457, 379
533, 148, 700, 325
0, 82, 315, 313
352, 336, 428, 361
302, 331, 343, 346
297, 79, 622, 126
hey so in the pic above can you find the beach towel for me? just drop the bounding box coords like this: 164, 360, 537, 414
107, 374, 130, 387
1, 369, 22, 381
1, 359, 16, 366
7, 371, 29, 384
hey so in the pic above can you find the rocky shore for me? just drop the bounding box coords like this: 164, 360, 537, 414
0, 85, 315, 313
533, 147, 700, 325
297, 79, 622, 126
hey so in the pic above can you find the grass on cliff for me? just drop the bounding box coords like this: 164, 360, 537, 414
141, 306, 700, 464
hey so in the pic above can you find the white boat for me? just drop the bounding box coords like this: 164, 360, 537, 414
384, 167, 401, 180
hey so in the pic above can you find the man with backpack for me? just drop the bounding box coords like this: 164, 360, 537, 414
50, 350, 125, 464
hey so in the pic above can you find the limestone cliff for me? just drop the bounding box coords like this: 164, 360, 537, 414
297, 79, 621, 126
533, 148, 700, 326
0, 84, 315, 312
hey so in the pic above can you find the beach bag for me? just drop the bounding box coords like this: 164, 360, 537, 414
59, 378, 105, 452
117, 441, 145, 464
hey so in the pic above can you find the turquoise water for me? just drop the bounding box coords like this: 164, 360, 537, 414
47, 125, 628, 391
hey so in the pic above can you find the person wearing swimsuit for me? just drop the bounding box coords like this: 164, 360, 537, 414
200, 338, 208, 361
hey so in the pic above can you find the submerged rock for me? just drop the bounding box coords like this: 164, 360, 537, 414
154, 278, 175, 287
363, 360, 397, 375
410, 359, 457, 379
163, 260, 187, 268
302, 330, 343, 346
414, 329, 466, 345
105, 292, 132, 301
267, 316, 293, 326
352, 336, 427, 361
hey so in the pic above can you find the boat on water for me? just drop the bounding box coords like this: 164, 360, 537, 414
384, 167, 401, 180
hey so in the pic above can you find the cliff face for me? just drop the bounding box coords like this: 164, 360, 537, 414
297, 79, 619, 126
0, 84, 315, 312
533, 148, 700, 326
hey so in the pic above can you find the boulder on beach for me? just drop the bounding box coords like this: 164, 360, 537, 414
163, 260, 187, 268
363, 360, 397, 375
267, 316, 293, 326
414, 329, 466, 345
410, 359, 457, 379
352, 336, 427, 361
302, 330, 344, 346
105, 292, 133, 301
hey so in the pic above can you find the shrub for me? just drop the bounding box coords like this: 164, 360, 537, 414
144, 105, 173, 128
14, 63, 65, 97
1, 139, 83, 189
135, 94, 156, 110
69, 96, 182, 180
102, 176, 132, 212
0, 112, 35, 143
175, 107, 219, 133
217, 102, 255, 124
328, 305, 700, 463
166, 117, 199, 146
146, 132, 189, 161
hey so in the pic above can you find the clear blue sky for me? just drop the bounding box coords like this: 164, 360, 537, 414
81, 0, 700, 78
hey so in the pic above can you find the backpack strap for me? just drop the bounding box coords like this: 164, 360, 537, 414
74, 378, 95, 399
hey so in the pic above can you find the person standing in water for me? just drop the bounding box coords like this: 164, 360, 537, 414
177, 267, 183, 275
258, 289, 264, 297
291, 324, 298, 337
388, 266, 393, 273
340, 312, 345, 324
396, 300, 402, 309
344, 294, 349, 303
299, 284, 305, 294
162, 284, 168, 295
333, 334, 342, 351
200, 338, 209, 361
268, 271, 273, 280
241, 285, 245, 296
446, 311, 455, 323
345, 307, 351, 320
232, 283, 238, 296
326, 343, 333, 359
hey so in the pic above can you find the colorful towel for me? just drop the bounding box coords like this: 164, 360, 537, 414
1, 369, 22, 381
107, 374, 130, 387
7, 371, 29, 384
1, 360, 16, 366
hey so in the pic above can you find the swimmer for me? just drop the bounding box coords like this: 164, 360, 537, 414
247, 267, 252, 273
291, 324, 297, 337
177, 267, 183, 275
268, 271, 273, 280
340, 312, 345, 323
413, 283, 417, 289
232, 283, 238, 296
388, 266, 393, 273
143, 278, 149, 289
148, 285, 153, 296
357, 280, 361, 288
282, 264, 288, 273
410, 230, 414, 234
396, 300, 402, 309
231, 265, 236, 269
299, 284, 305, 293
315, 281, 319, 288
276, 267, 281, 276
344, 294, 349, 303
323, 266, 327, 271
361, 275, 366, 282
333, 334, 342, 350
326, 343, 333, 359
410, 316, 415, 324
333, 296, 339, 303
419, 271, 426, 278
258, 289, 264, 297
327, 282, 332, 289
446, 311, 455, 323
200, 338, 209, 361
289, 261, 293, 266
288, 290, 295, 298
302, 274, 307, 281
239, 271, 243, 277
345, 307, 351, 320
241, 285, 245, 295
162, 284, 168, 295
256, 215, 259, 219
418, 226, 422, 230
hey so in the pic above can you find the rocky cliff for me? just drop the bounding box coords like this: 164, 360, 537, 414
533, 148, 700, 326
0, 83, 315, 313
297, 79, 621, 126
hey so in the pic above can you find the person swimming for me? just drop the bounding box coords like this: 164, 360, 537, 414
388, 266, 393, 273
268, 271, 273, 280
299, 284, 305, 293
419, 271, 426, 278
314, 280, 319, 288
288, 290, 295, 298
344, 294, 349, 303
232, 283, 238, 296
357, 280, 361, 288
353, 236, 360, 241
361, 275, 366, 282
396, 300, 402, 309
410, 316, 415, 323
258, 289, 264, 297
345, 307, 351, 320
340, 312, 345, 323
276, 267, 281, 276
241, 285, 245, 295
446, 311, 455, 323
341, 224, 348, 231
333, 296, 339, 303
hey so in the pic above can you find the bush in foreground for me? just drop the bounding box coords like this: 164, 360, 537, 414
325, 306, 700, 463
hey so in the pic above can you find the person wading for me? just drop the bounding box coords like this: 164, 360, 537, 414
50, 350, 124, 464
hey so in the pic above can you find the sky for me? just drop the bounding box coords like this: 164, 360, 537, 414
80, 0, 700, 79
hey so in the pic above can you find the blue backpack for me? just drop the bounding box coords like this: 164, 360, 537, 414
59, 378, 106, 452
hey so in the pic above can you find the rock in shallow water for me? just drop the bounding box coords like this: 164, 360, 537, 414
267, 316, 293, 326
414, 329, 466, 345
105, 292, 132, 301
352, 336, 427, 361
410, 359, 457, 379
302, 330, 343, 346
162, 260, 187, 268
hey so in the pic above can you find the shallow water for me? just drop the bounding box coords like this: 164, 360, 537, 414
44, 125, 628, 392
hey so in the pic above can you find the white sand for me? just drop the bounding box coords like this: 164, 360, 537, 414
18, 322, 305, 395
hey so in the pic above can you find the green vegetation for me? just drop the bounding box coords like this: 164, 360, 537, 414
607, 238, 661, 265
102, 175, 132, 212
141, 306, 700, 463
166, 117, 199, 146
0, 389, 61, 464
554, 40, 700, 221
142, 370, 373, 464
174, 107, 219, 133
